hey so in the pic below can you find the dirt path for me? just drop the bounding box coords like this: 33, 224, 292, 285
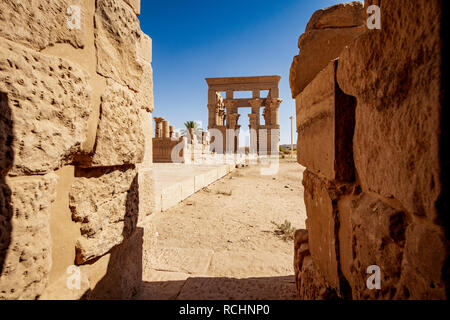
138, 158, 307, 300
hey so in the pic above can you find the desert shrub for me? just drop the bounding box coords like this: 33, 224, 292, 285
271, 220, 296, 241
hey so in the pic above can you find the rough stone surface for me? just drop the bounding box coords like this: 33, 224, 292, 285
296, 60, 355, 181
298, 255, 337, 300
124, 0, 141, 16
88, 227, 143, 299
305, 2, 365, 31
302, 170, 340, 291
136, 61, 154, 113
0, 0, 84, 51
337, 0, 442, 220
346, 193, 408, 299
95, 0, 143, 91
90, 80, 144, 167
0, 0, 153, 301
289, 2, 365, 98
137, 32, 152, 63
70, 166, 139, 264
397, 223, 446, 299
0, 38, 91, 175
293, 0, 447, 300
0, 173, 58, 300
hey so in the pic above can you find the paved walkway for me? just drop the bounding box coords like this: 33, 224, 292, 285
137, 159, 306, 300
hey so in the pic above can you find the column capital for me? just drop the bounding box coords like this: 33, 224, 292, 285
224, 99, 238, 109
249, 98, 263, 109
248, 113, 258, 127
154, 117, 165, 124
266, 98, 282, 108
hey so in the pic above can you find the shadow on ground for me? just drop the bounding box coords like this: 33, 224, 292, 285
137, 275, 297, 300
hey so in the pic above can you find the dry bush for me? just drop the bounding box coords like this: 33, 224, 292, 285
216, 190, 232, 196
271, 220, 296, 241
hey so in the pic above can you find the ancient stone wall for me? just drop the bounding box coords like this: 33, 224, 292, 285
291, 1, 448, 299
0, 0, 153, 299
153, 118, 211, 164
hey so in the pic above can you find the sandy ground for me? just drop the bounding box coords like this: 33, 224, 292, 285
138, 158, 307, 300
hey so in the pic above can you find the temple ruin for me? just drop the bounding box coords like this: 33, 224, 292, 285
152, 117, 211, 163
205, 76, 282, 155
0, 0, 448, 302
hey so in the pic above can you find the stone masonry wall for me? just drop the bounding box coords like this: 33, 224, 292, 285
0, 0, 153, 299
291, 1, 448, 299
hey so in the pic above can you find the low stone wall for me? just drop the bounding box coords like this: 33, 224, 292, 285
291, 1, 448, 299
153, 126, 211, 164
0, 0, 153, 299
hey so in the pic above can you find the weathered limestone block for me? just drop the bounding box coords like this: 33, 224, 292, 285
337, 0, 442, 219
302, 170, 340, 291
88, 227, 143, 299
0, 173, 58, 300
344, 193, 408, 300
0, 0, 84, 51
138, 109, 153, 166
305, 2, 365, 31
296, 60, 355, 182
0, 38, 91, 175
0, 91, 13, 176
136, 61, 154, 113
294, 229, 337, 300
95, 0, 143, 91
293, 229, 309, 291
298, 256, 338, 300
124, 0, 141, 16
136, 108, 154, 222
69, 166, 139, 264
289, 2, 365, 98
137, 31, 152, 63
397, 223, 446, 299
90, 80, 144, 167
137, 168, 157, 224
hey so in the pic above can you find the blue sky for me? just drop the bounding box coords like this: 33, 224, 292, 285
139, 0, 343, 145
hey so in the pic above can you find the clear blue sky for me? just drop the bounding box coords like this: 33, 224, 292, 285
139, 0, 343, 145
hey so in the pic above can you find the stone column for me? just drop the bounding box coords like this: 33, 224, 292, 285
268, 98, 282, 126
218, 108, 225, 126
230, 113, 241, 129
265, 98, 282, 155
207, 104, 216, 129
224, 100, 239, 154
248, 113, 258, 155
224, 100, 238, 129
169, 126, 174, 139
249, 99, 262, 155
249, 99, 262, 126
162, 120, 170, 139
154, 117, 164, 138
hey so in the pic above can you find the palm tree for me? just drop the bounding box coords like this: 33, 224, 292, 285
181, 121, 203, 140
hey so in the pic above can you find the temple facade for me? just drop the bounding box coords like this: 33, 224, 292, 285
205, 76, 282, 155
